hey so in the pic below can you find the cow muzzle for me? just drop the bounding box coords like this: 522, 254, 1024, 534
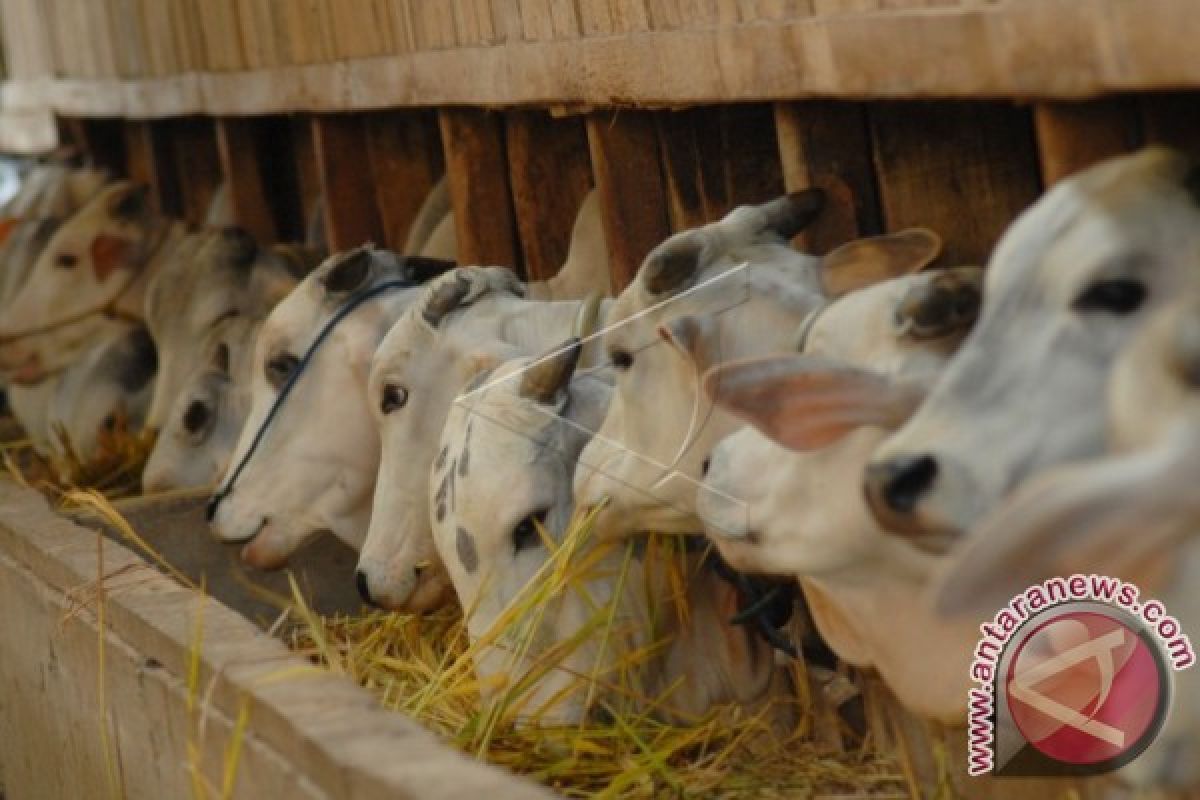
863, 453, 967, 547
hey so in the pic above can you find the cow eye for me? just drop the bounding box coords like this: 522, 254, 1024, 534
264, 352, 299, 389
512, 509, 549, 553
1073, 278, 1146, 315
182, 400, 214, 440
56, 253, 78, 269
609, 348, 634, 371
380, 384, 408, 414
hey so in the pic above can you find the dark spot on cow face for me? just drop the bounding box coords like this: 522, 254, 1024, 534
456, 526, 478, 573
116, 328, 158, 392
435, 445, 449, 471
321, 248, 372, 294
458, 421, 473, 477
109, 184, 149, 222
436, 502, 447, 522
220, 225, 258, 270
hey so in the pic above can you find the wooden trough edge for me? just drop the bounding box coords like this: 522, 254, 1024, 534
4, 0, 1200, 122
0, 479, 552, 799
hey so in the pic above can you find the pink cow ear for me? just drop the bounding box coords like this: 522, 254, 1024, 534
90, 234, 132, 282
820, 228, 943, 298
703, 354, 925, 452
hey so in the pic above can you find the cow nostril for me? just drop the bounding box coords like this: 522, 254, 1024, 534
701, 457, 711, 477
879, 455, 938, 514
355, 570, 372, 605
413, 563, 426, 579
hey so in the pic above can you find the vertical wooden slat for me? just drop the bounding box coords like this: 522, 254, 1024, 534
1141, 92, 1200, 157
291, 116, 322, 236
870, 102, 1042, 266
438, 109, 520, 268
774, 100, 881, 253
1033, 99, 1142, 186
312, 114, 387, 251
215, 118, 278, 242
364, 111, 446, 251
124, 120, 183, 217
168, 117, 222, 229
505, 111, 594, 281
586, 112, 671, 290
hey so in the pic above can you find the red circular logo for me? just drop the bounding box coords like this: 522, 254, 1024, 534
1006, 610, 1167, 767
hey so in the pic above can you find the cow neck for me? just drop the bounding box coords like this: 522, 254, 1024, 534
206, 277, 416, 522
0, 219, 182, 344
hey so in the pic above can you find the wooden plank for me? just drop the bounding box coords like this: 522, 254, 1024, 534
586, 111, 671, 290
215, 117, 278, 242
869, 101, 1042, 266
1141, 92, 1200, 157
365, 111, 446, 251
312, 114, 387, 250
124, 120, 183, 218
438, 108, 520, 268
774, 100, 882, 253
656, 105, 784, 232
168, 116, 222, 229
1033, 99, 1142, 186
505, 111, 594, 281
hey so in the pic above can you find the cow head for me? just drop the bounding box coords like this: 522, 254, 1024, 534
356, 267, 535, 612
573, 191, 943, 541
142, 315, 260, 492
0, 182, 172, 384
864, 147, 1200, 548
432, 339, 619, 723
207, 247, 452, 568
143, 226, 306, 434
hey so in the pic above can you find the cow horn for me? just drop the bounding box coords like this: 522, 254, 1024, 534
421, 274, 472, 327
761, 189, 826, 240
520, 337, 582, 404
643, 238, 703, 295
573, 292, 604, 339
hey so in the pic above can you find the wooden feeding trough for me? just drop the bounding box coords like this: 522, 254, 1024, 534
0, 0, 1197, 797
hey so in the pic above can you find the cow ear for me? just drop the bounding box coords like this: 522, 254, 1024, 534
90, 234, 133, 282
321, 247, 372, 294
703, 354, 925, 452
657, 314, 718, 373
934, 434, 1200, 616
820, 228, 943, 298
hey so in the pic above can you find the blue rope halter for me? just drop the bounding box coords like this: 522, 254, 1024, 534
205, 278, 415, 522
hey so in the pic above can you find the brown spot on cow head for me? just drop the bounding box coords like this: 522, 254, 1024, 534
220, 225, 259, 270
456, 526, 478, 574
90, 234, 134, 282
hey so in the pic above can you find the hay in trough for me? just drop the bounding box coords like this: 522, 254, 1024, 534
287, 512, 910, 798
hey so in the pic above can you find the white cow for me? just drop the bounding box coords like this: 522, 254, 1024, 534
357, 267, 610, 611
573, 191, 943, 542
933, 297, 1200, 788
142, 226, 309, 434
142, 314, 260, 491
865, 147, 1200, 547
697, 269, 983, 720
0, 182, 185, 384
8, 324, 157, 460
434, 342, 788, 724
208, 247, 456, 568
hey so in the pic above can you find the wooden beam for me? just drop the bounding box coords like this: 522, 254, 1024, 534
365, 111, 445, 252
167, 117, 222, 229
438, 109, 520, 269
869, 102, 1042, 266
123, 120, 182, 217
505, 111, 593, 282
774, 101, 881, 253
215, 117, 278, 242
311, 114, 386, 251
586, 111, 670, 291
1033, 99, 1142, 186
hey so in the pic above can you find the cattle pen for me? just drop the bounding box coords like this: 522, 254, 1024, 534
0, 1, 1196, 798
